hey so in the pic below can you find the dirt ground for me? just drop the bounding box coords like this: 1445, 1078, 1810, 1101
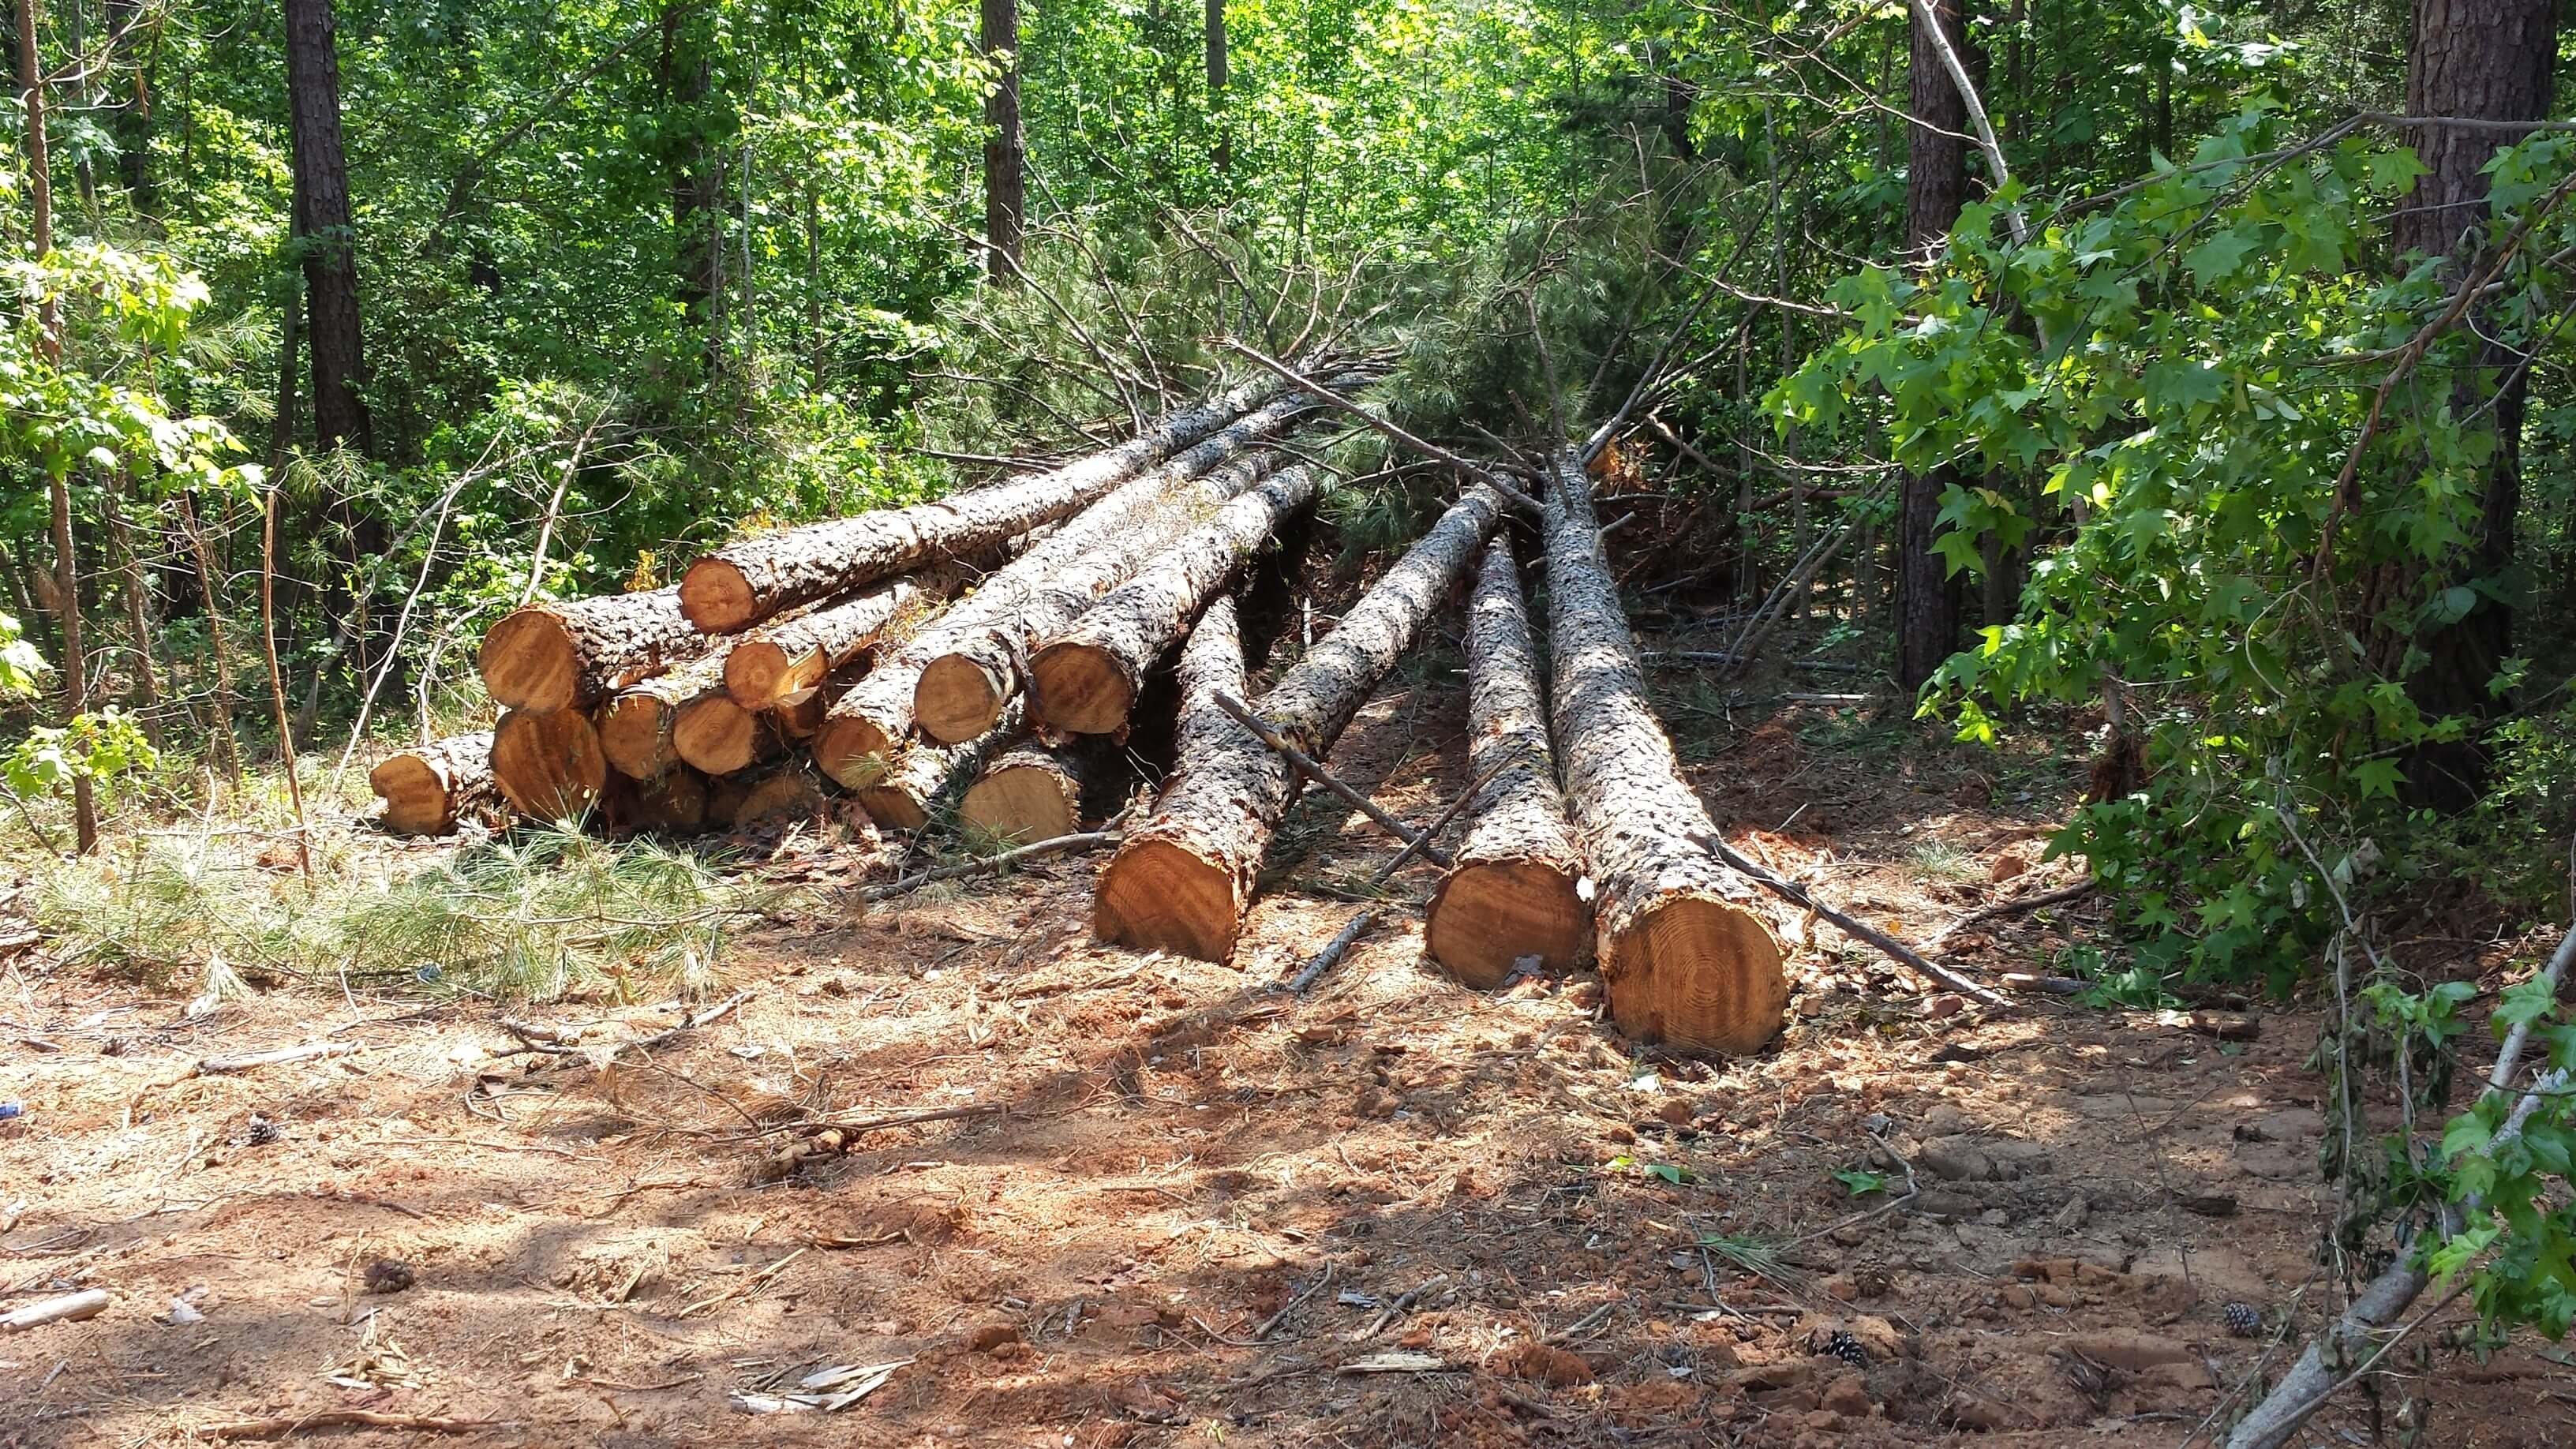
3, 622, 2572, 1447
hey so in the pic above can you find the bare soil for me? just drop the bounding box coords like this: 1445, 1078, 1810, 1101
3, 634, 2570, 1447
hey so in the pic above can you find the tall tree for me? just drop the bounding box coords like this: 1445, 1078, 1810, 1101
982, 0, 1023, 281
1893, 0, 1975, 691
658, 2, 725, 355
1206, 0, 1228, 177
2359, 0, 2558, 811
283, 0, 371, 454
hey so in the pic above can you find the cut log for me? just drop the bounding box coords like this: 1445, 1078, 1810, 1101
856, 696, 1030, 831
815, 384, 1333, 784
1095, 488, 1503, 960
960, 738, 1107, 843
623, 766, 710, 835
1031, 462, 1321, 736
705, 773, 752, 830
733, 762, 829, 827
1546, 455, 1784, 1054
1425, 540, 1589, 987
672, 691, 784, 776
597, 649, 732, 780
680, 376, 1276, 632
369, 732, 499, 836
478, 586, 702, 712
723, 578, 924, 709
489, 708, 609, 820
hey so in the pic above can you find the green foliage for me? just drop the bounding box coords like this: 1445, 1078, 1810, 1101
0, 611, 46, 698
2, 710, 159, 802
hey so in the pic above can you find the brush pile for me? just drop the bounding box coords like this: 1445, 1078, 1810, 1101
374, 369, 1790, 1053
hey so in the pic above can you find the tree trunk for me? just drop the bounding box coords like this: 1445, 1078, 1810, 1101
770, 657, 867, 739
659, 2, 723, 350
981, 0, 1023, 283
175, 493, 242, 783
732, 760, 829, 828
479, 586, 706, 712
1031, 461, 1320, 736
369, 731, 497, 835
1893, 0, 1975, 692
1090, 593, 1239, 939
102, 477, 164, 748
106, 0, 155, 215
1095, 487, 1503, 961
682, 376, 1275, 631
672, 689, 783, 776
815, 386, 1324, 783
1547, 456, 1784, 1055
961, 737, 1107, 842
490, 707, 608, 820
1424, 538, 1589, 987
283, 0, 371, 455
721, 579, 921, 708
597, 646, 732, 778
1205, 0, 1229, 177
620, 764, 710, 835
2363, 0, 2558, 811
856, 697, 1028, 830
914, 444, 1288, 743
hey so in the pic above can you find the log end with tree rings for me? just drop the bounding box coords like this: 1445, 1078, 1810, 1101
1028, 639, 1133, 736
812, 714, 898, 788
624, 766, 710, 834
913, 649, 1012, 744
672, 694, 772, 775
1601, 890, 1787, 1056
1093, 837, 1247, 961
960, 754, 1081, 844
367, 732, 494, 836
721, 638, 797, 709
477, 608, 581, 712
855, 782, 932, 831
596, 691, 679, 779
491, 708, 608, 820
678, 556, 759, 634
1423, 859, 1589, 989
736, 764, 828, 827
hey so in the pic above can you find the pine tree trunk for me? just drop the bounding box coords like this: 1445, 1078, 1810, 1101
856, 696, 1028, 830
732, 761, 829, 828
369, 731, 498, 835
479, 586, 706, 711
981, 0, 1023, 282
1095, 487, 1503, 960
769, 657, 867, 739
1893, 0, 1975, 691
681, 376, 1275, 631
102, 477, 164, 748
814, 386, 1323, 784
1031, 461, 1319, 736
913, 445, 1286, 743
960, 737, 1106, 842
658, 2, 723, 350
619, 764, 710, 835
672, 689, 784, 776
490, 708, 608, 819
722, 578, 923, 707
597, 646, 732, 778
1424, 539, 1588, 987
283, 0, 371, 455
1548, 457, 1783, 1054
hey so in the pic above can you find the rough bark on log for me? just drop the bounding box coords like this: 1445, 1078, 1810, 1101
856, 696, 1031, 830
722, 578, 924, 708
369, 731, 498, 836
1031, 462, 1320, 736
1547, 455, 1784, 1054
960, 737, 1106, 842
815, 386, 1329, 784
770, 657, 867, 739
490, 708, 608, 820
916, 446, 1286, 743
1425, 540, 1589, 987
597, 648, 732, 779
478, 586, 702, 712
680, 376, 1275, 632
1095, 487, 1502, 960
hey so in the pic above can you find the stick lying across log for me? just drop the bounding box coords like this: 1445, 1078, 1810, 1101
1095, 488, 1503, 961
1547, 454, 1784, 1054
1031, 462, 1321, 736
723, 579, 923, 709
681, 376, 1277, 632
961, 738, 1106, 843
479, 586, 702, 712
1425, 541, 1589, 987
369, 732, 497, 836
1211, 692, 1453, 868
1693, 833, 2006, 1008
491, 708, 609, 820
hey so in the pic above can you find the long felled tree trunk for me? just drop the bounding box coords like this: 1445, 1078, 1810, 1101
680, 376, 1274, 631
1095, 486, 1504, 961
597, 646, 734, 779
1423, 539, 1589, 987
479, 586, 706, 711
1892, 0, 1975, 692
1031, 462, 1319, 735
814, 386, 1324, 784
856, 697, 1028, 829
1548, 456, 1784, 1055
960, 736, 1107, 841
369, 732, 498, 835
283, 0, 371, 455
722, 579, 923, 707
2359, 0, 2558, 811
914, 447, 1285, 743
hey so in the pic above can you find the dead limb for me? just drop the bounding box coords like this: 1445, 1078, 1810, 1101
1931, 880, 2098, 945
1, 1288, 109, 1331
1691, 833, 2010, 1008
194, 1410, 521, 1440
1212, 692, 1453, 870
1288, 908, 1382, 996
1289, 743, 1529, 994
190, 1040, 359, 1077
859, 831, 1121, 904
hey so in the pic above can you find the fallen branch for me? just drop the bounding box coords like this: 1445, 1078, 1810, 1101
1287, 909, 1383, 996
1690, 833, 2009, 1009
859, 832, 1121, 904
1931, 880, 2098, 945
1211, 693, 1453, 870
1253, 1263, 1335, 1341
1, 1287, 109, 1331
194, 1410, 519, 1440
190, 1041, 359, 1078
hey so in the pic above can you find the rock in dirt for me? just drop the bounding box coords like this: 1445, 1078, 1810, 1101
2053, 1329, 2196, 1372
1919, 1133, 2053, 1182
2237, 1106, 2324, 1142
362, 1260, 415, 1294
1493, 1342, 1593, 1387
1821, 1370, 1871, 1417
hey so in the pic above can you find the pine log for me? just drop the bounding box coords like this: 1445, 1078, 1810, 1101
815, 386, 1328, 784
1547, 455, 1784, 1054
733, 762, 829, 827
960, 738, 1106, 843
623, 766, 710, 835
369, 732, 499, 836
478, 586, 702, 712
672, 691, 784, 776
1030, 462, 1321, 736
1425, 540, 1589, 987
856, 697, 1031, 831
490, 708, 609, 820
1095, 488, 1503, 960
597, 649, 732, 779
705, 773, 752, 830
915, 447, 1288, 743
680, 376, 1275, 632
722, 578, 924, 709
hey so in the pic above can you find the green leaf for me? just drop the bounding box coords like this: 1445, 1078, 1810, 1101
2182, 226, 2260, 285
1833, 1169, 1886, 1197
